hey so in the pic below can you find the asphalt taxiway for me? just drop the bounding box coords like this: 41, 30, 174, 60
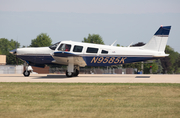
0, 74, 180, 83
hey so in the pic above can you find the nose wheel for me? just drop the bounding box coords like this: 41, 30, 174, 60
23, 70, 30, 77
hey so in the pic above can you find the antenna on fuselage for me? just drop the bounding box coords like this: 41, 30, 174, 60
110, 40, 117, 46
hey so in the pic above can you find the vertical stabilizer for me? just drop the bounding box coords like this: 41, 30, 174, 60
142, 26, 171, 52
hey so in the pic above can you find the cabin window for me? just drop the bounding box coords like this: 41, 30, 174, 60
101, 50, 108, 54
86, 47, 98, 53
73, 45, 83, 52
58, 44, 71, 51
49, 42, 61, 50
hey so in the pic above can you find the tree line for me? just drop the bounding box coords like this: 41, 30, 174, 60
0, 33, 180, 74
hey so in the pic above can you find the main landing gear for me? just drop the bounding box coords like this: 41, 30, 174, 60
66, 64, 79, 77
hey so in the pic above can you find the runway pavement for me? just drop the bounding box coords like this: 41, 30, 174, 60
0, 74, 180, 83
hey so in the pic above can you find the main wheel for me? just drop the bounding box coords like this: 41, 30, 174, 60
73, 69, 79, 77
66, 71, 73, 77
23, 70, 30, 77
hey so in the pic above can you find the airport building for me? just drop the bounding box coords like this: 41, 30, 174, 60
0, 55, 6, 65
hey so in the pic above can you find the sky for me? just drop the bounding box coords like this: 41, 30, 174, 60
0, 0, 180, 52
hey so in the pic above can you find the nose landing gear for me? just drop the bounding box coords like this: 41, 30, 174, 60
23, 62, 33, 77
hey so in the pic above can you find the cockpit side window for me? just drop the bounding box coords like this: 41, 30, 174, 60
49, 42, 60, 50
101, 50, 108, 54
73, 45, 83, 52
58, 43, 71, 51
86, 47, 98, 53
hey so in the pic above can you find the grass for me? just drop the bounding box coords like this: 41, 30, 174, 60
0, 83, 180, 118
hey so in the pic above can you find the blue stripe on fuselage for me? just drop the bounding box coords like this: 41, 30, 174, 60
17, 55, 54, 64
53, 51, 79, 57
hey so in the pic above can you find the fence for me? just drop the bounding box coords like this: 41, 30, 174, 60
0, 65, 24, 74
0, 65, 134, 74
49, 67, 134, 74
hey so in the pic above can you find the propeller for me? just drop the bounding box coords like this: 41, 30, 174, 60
9, 49, 17, 55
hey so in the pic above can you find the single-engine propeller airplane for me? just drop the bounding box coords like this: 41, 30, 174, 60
10, 26, 171, 77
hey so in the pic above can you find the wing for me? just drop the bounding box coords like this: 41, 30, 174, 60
51, 51, 87, 67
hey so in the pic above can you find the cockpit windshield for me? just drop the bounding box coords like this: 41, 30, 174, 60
49, 42, 61, 50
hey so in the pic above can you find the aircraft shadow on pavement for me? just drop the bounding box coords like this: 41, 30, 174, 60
34, 75, 68, 79
135, 76, 150, 78
33, 75, 151, 79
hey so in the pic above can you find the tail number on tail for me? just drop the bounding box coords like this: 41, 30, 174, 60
91, 57, 127, 64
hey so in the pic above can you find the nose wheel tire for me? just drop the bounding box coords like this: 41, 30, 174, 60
23, 70, 30, 77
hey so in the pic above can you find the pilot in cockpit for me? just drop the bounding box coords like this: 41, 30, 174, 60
65, 44, 70, 51
58, 43, 71, 51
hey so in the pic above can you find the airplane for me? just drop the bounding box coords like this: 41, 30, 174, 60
10, 25, 171, 77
